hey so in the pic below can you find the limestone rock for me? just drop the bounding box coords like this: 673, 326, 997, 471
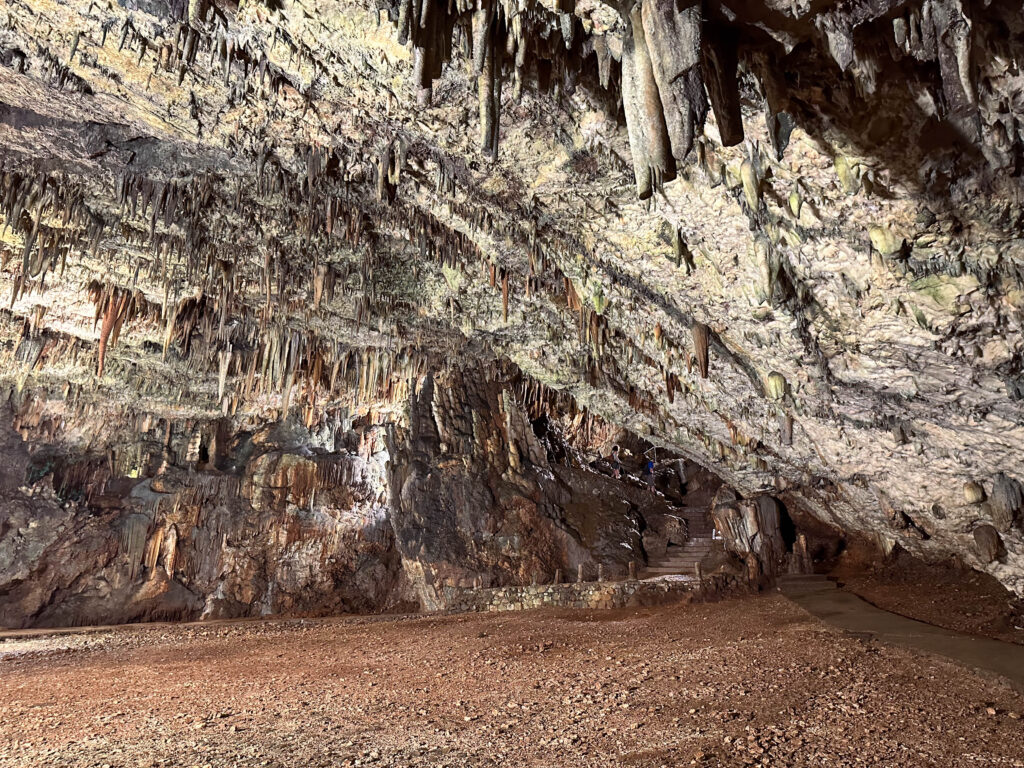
974, 525, 1005, 564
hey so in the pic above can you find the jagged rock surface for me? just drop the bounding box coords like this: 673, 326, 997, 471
0, 409, 409, 627
0, 0, 1022, 601
387, 365, 675, 608
0, 365, 689, 626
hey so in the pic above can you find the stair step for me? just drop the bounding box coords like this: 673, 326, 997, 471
659, 551, 710, 557
655, 552, 712, 561
658, 552, 711, 559
644, 505, 717, 575
648, 538, 716, 571
647, 565, 704, 573
649, 563, 704, 569
649, 563, 706, 569
655, 553, 710, 560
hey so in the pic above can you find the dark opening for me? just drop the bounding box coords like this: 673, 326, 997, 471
778, 499, 797, 551
530, 414, 567, 465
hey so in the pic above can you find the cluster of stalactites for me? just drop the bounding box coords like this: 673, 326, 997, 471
390, 0, 1019, 197
388, 0, 749, 198
0, 170, 99, 306
621, 0, 709, 198
393, 0, 529, 159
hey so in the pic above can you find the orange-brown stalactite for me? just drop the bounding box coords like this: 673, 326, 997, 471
501, 270, 509, 322
692, 322, 709, 380
96, 296, 116, 378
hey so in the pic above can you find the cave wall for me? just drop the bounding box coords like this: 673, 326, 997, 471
0, 0, 1022, 599
0, 406, 410, 628
386, 365, 684, 610
1, 365, 692, 626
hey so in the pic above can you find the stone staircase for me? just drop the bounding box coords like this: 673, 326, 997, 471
642, 506, 719, 578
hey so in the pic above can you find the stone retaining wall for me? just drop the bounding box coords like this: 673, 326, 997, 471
440, 575, 739, 614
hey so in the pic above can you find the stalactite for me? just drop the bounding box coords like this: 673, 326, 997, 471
701, 24, 744, 146
780, 412, 793, 445
692, 322, 710, 378
95, 294, 117, 378
218, 345, 232, 402
476, 1, 500, 160
502, 270, 509, 322
621, 7, 676, 199
641, 0, 706, 163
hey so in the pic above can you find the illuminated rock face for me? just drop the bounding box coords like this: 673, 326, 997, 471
0, 411, 411, 628
386, 365, 677, 610
0, 0, 1022, 617
0, 368, 683, 626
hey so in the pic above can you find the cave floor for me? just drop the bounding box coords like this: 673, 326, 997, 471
1, 596, 1023, 768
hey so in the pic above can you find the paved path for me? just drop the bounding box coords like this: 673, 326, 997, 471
780, 575, 1024, 692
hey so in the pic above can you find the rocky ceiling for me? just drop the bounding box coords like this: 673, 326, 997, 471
0, 0, 1023, 593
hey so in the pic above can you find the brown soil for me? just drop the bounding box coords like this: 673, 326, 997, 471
831, 549, 1024, 646
1, 596, 1022, 768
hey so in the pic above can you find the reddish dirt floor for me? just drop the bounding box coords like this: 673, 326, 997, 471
1, 595, 1022, 768
832, 551, 1024, 646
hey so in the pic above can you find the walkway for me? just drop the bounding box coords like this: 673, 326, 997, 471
779, 574, 1024, 692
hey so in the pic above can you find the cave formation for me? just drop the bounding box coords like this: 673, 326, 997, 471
1, 0, 1024, 761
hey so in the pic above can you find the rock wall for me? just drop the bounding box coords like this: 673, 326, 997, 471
386, 365, 686, 610
711, 489, 789, 582
0, 408, 411, 628
1, 366, 699, 627
440, 574, 739, 614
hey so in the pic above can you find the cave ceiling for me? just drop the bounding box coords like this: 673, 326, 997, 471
1, 0, 1024, 591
